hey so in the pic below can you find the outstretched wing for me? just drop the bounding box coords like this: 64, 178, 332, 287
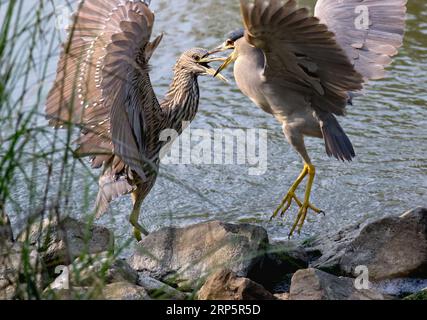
315, 0, 407, 81
239, 0, 363, 116
46, 0, 163, 179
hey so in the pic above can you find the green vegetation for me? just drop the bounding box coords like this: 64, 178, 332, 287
0, 0, 122, 300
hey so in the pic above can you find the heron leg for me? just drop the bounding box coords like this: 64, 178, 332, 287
275, 126, 324, 235
271, 165, 308, 219
288, 163, 322, 236
271, 163, 323, 236
130, 191, 149, 241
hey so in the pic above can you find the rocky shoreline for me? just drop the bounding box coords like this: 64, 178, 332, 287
1, 207, 426, 300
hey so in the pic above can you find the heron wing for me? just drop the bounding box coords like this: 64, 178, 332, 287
239, 0, 363, 116
314, 0, 407, 81
46, 0, 162, 179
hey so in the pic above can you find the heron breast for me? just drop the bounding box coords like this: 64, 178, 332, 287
234, 56, 272, 114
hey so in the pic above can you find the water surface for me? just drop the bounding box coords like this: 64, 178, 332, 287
3, 0, 426, 246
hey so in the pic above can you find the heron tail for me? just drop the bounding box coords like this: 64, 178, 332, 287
320, 114, 355, 162
95, 174, 135, 219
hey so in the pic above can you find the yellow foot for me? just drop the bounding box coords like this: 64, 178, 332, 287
133, 228, 143, 242
271, 192, 323, 219
271, 192, 298, 219
130, 219, 149, 242
270, 163, 324, 237
288, 201, 323, 237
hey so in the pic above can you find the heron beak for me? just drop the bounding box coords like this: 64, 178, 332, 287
198, 56, 228, 82
214, 49, 238, 78
209, 41, 235, 54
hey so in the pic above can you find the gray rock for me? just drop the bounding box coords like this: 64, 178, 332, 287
101, 282, 151, 300
47, 256, 181, 300
248, 241, 309, 291
19, 216, 114, 268
289, 268, 387, 300
138, 273, 188, 300
307, 207, 427, 280
128, 221, 268, 289
370, 278, 427, 297
197, 269, 276, 300
404, 289, 427, 300
44, 282, 151, 300
0, 213, 13, 242
42, 287, 90, 300
274, 293, 289, 300
0, 243, 45, 299
0, 285, 15, 300
48, 252, 138, 290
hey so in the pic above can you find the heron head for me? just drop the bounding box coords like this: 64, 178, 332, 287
177, 48, 227, 82
211, 28, 245, 77
216, 28, 245, 52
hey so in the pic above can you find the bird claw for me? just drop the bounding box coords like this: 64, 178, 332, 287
272, 192, 324, 238
271, 192, 297, 219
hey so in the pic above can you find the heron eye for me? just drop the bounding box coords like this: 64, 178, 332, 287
226, 40, 234, 46
193, 55, 201, 61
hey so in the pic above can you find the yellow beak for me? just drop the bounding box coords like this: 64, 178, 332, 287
209, 41, 236, 55
214, 49, 238, 78
198, 56, 229, 82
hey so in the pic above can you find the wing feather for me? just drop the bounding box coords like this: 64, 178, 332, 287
45, 0, 163, 179
315, 0, 407, 81
240, 0, 364, 116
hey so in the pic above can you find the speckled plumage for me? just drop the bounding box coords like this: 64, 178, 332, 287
46, 0, 215, 232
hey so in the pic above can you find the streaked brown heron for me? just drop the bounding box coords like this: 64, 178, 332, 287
214, 0, 407, 236
45, 0, 225, 240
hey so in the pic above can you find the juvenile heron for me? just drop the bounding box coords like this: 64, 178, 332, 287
214, 0, 407, 236
46, 0, 225, 240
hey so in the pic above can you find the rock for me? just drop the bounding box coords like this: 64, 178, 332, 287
248, 241, 309, 291
0, 285, 15, 300
197, 269, 276, 300
42, 287, 90, 300
101, 282, 151, 300
404, 289, 427, 300
104, 259, 139, 284
0, 213, 13, 242
289, 268, 387, 300
48, 253, 138, 290
138, 273, 188, 300
274, 293, 289, 300
0, 243, 46, 299
44, 282, 151, 300
370, 277, 427, 297
307, 207, 427, 280
19, 216, 114, 268
128, 221, 268, 289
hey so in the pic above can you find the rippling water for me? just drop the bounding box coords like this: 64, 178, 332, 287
3, 0, 427, 246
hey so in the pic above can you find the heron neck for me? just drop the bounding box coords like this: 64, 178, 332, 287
162, 69, 200, 132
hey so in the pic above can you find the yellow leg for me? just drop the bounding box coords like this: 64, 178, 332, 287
271, 163, 323, 236
289, 164, 319, 236
130, 192, 149, 242
271, 165, 308, 219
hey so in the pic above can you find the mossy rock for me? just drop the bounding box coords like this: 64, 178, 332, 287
404, 290, 427, 300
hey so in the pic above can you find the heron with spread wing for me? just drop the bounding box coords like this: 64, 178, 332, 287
214, 0, 407, 236
46, 0, 225, 240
